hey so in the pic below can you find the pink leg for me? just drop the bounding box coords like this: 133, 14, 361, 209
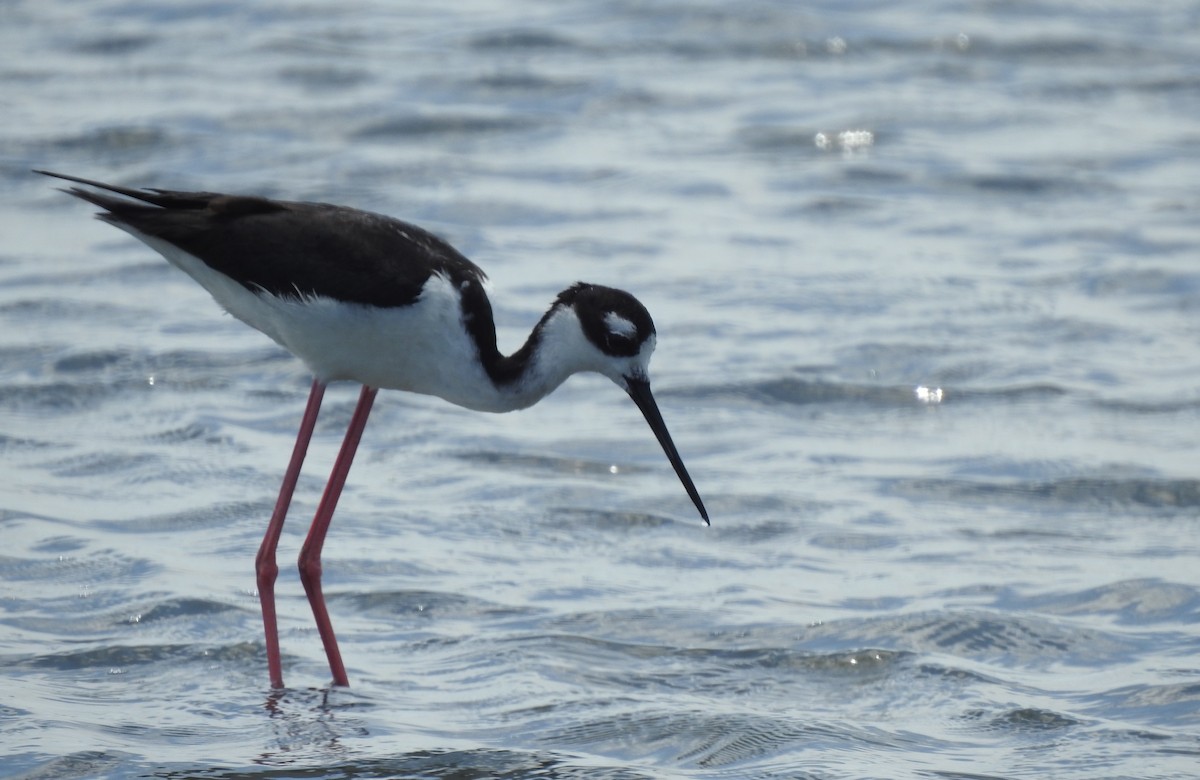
256, 378, 326, 689
298, 385, 378, 687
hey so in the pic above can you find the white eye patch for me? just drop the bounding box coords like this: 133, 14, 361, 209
603, 311, 638, 340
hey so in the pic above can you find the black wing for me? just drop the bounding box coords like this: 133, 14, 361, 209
37, 170, 487, 308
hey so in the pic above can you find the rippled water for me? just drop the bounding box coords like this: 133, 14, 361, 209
3, 1, 1200, 778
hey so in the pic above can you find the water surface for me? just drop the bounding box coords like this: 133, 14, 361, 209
2, 1, 1200, 778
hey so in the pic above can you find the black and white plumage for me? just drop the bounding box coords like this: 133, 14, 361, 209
39, 170, 708, 689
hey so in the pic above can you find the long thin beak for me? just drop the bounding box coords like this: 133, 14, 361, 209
624, 376, 710, 525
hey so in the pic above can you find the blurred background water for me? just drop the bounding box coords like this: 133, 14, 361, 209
2, 1, 1200, 778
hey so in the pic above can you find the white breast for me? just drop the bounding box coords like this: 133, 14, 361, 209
130, 232, 517, 411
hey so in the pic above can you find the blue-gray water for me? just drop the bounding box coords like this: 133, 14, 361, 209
3, 1, 1200, 778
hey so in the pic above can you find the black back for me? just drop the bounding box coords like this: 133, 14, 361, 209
37, 171, 655, 389
37, 170, 486, 309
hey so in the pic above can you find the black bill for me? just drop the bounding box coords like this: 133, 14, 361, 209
624, 376, 709, 525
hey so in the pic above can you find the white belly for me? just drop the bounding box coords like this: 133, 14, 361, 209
136, 234, 516, 412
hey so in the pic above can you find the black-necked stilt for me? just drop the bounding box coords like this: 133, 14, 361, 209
39, 170, 708, 689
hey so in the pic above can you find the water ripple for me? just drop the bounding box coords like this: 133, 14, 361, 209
892, 476, 1200, 512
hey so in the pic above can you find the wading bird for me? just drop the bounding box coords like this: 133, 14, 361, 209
40, 170, 708, 688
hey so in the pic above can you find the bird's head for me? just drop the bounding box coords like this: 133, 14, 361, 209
550, 282, 657, 387
542, 283, 708, 525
